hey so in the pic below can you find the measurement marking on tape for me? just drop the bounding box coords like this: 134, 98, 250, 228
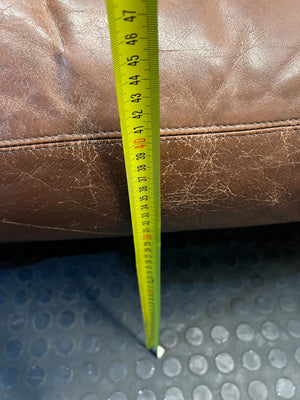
106, 0, 160, 353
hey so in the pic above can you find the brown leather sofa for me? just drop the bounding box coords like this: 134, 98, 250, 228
0, 0, 299, 242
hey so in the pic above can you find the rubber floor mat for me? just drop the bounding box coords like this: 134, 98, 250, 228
0, 223, 299, 400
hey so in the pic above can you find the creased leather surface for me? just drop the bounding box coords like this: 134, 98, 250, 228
0, 128, 299, 241
0, 0, 300, 241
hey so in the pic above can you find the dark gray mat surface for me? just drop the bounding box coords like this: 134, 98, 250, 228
0, 223, 299, 400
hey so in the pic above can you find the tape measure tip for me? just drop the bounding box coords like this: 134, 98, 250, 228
148, 345, 163, 358
156, 345, 165, 359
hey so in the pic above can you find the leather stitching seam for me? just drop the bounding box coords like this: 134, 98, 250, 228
0, 118, 300, 146
0, 129, 295, 154
160, 118, 300, 131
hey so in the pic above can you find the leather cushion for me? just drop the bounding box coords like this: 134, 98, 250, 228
0, 0, 299, 240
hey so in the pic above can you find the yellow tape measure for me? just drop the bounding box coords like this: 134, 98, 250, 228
106, 0, 160, 352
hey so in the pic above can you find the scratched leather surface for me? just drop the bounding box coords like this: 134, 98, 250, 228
0, 0, 299, 241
